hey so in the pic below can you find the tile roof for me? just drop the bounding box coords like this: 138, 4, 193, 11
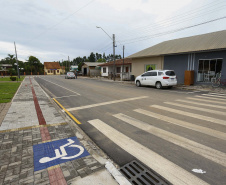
128, 30, 226, 58
83, 62, 104, 67
44, 62, 61, 69
98, 59, 132, 66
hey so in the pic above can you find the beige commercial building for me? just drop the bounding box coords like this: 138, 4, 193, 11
130, 56, 164, 78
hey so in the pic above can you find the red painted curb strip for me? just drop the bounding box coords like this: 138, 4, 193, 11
29, 78, 67, 184
30, 77, 46, 125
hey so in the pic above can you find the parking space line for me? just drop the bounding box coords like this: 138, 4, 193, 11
38, 77, 80, 96
54, 95, 79, 99
67, 96, 148, 111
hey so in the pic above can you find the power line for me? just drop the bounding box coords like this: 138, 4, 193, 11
117, 16, 226, 45
117, 0, 225, 37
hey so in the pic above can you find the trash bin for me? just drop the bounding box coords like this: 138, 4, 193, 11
184, 70, 194, 85
130, 75, 135, 81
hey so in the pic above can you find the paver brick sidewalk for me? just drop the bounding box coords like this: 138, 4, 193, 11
0, 77, 116, 185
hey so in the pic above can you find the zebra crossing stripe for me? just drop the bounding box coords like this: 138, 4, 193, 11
195, 95, 226, 101
134, 109, 226, 141
208, 93, 226, 96
176, 99, 226, 110
88, 119, 209, 185
113, 113, 226, 167
151, 105, 226, 126
164, 102, 226, 116
201, 94, 226, 98
187, 97, 226, 105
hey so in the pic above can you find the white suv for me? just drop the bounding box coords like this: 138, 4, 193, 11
135, 70, 177, 89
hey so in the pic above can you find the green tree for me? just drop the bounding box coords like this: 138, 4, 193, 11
27, 56, 43, 75
88, 52, 96, 62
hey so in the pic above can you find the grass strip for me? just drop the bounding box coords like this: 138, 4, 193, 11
0, 76, 25, 81
0, 82, 21, 103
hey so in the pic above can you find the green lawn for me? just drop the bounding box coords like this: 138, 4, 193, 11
0, 76, 25, 81
0, 82, 21, 103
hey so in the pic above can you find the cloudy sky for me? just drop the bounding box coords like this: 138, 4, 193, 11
0, 0, 226, 63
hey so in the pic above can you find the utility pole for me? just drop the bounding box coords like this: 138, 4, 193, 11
68, 56, 70, 71
14, 42, 20, 79
122, 45, 125, 81
113, 34, 116, 81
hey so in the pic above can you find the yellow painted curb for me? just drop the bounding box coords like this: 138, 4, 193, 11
53, 98, 82, 125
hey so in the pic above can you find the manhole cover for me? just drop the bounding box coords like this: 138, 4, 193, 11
120, 160, 171, 185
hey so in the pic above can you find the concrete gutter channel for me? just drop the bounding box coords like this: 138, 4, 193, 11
0, 77, 130, 185
0, 76, 225, 185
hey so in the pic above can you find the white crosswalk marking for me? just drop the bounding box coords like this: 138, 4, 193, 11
164, 102, 226, 116
208, 93, 226, 96
88, 119, 209, 185
187, 97, 226, 104
195, 95, 226, 101
151, 105, 226, 126
134, 109, 226, 140
176, 99, 226, 110
201, 94, 226, 98
113, 113, 226, 167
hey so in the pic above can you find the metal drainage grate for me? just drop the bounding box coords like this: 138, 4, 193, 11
120, 160, 171, 185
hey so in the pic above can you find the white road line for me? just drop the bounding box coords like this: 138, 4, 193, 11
88, 119, 209, 185
164, 102, 226, 116
38, 77, 80, 95
208, 93, 226, 96
195, 95, 226, 101
67, 96, 148, 111
113, 113, 226, 167
151, 105, 226, 126
54, 95, 79, 99
176, 99, 226, 110
134, 109, 226, 140
187, 97, 226, 105
201, 94, 226, 98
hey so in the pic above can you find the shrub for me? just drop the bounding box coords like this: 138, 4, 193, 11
10, 77, 17, 81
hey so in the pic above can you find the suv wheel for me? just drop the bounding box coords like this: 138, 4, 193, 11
136, 80, 141, 87
155, 82, 162, 89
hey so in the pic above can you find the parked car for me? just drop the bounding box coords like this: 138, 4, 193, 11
135, 70, 177, 89
65, 72, 75, 79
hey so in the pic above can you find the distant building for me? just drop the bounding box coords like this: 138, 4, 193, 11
0, 64, 12, 76
82, 62, 104, 76
98, 59, 132, 80
70, 65, 78, 72
44, 62, 61, 75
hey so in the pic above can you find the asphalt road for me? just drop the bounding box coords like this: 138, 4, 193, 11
35, 75, 226, 185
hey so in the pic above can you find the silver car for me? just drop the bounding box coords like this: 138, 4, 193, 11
65, 72, 75, 79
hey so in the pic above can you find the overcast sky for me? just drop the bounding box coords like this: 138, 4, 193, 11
0, 0, 226, 63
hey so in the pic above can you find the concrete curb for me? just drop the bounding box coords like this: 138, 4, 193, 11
105, 161, 131, 185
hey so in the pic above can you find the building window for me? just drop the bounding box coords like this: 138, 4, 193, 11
103, 67, 106, 73
57, 70, 59, 73
48, 70, 50, 73
116, 67, 121, 73
145, 64, 156, 71
126, 67, 129, 73
197, 59, 222, 82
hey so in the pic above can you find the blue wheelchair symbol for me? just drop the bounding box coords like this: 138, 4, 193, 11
33, 136, 90, 171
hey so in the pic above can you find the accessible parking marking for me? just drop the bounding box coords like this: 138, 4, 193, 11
33, 136, 90, 171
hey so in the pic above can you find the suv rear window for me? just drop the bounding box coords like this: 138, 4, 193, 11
165, 71, 175, 76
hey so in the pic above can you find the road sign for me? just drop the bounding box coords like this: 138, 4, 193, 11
33, 136, 90, 171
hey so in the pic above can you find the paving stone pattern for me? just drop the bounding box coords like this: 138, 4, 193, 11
0, 124, 104, 184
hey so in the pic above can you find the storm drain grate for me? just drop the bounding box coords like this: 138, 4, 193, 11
120, 160, 170, 185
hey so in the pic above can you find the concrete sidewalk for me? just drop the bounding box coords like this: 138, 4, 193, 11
0, 77, 128, 185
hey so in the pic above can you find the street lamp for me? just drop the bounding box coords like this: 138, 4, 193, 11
96, 26, 116, 81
